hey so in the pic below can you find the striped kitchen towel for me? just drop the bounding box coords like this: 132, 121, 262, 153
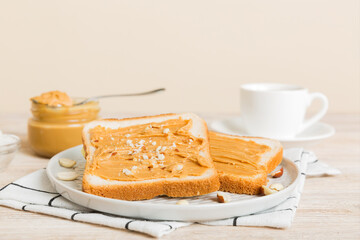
0, 148, 340, 238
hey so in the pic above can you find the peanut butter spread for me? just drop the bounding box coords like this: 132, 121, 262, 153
31, 91, 73, 107
88, 118, 212, 181
209, 132, 271, 176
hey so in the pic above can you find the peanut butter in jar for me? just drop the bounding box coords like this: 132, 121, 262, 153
28, 91, 100, 157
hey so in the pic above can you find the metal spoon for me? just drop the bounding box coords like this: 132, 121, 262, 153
74, 88, 166, 106
31, 88, 166, 106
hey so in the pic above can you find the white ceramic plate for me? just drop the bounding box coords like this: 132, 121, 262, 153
46, 145, 300, 221
210, 118, 335, 149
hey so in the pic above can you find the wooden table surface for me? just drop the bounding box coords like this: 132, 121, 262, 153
0, 113, 359, 239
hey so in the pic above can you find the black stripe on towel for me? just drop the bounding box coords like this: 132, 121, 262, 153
308, 159, 319, 164
125, 221, 134, 230
232, 207, 296, 225
10, 183, 58, 194
301, 151, 308, 159
233, 217, 239, 226
70, 211, 100, 220
22, 205, 27, 211
249, 207, 294, 216
0, 183, 11, 192
301, 172, 306, 176
48, 194, 62, 206
281, 208, 294, 212
265, 208, 295, 214
71, 213, 80, 220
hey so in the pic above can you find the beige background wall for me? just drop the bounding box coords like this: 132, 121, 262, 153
0, 0, 359, 114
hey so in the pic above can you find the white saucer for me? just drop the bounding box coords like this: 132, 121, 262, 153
210, 118, 335, 149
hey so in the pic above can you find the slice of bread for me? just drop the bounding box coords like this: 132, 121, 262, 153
209, 131, 283, 195
82, 113, 220, 201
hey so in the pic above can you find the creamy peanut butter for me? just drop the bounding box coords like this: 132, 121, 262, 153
31, 90, 73, 107
88, 118, 212, 181
28, 99, 99, 157
209, 132, 271, 176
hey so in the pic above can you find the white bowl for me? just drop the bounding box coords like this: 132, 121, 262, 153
0, 134, 20, 172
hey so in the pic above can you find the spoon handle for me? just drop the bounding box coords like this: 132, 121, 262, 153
76, 88, 166, 105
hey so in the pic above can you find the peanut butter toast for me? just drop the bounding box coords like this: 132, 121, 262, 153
82, 113, 220, 200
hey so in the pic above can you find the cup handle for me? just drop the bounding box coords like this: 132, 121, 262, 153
298, 92, 328, 133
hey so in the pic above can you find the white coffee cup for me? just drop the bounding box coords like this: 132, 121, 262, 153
240, 83, 328, 139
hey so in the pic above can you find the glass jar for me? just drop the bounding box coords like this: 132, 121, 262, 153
28, 99, 100, 157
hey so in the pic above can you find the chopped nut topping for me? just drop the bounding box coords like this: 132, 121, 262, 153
122, 168, 133, 176
271, 167, 284, 178
126, 140, 134, 147
152, 141, 157, 146
217, 192, 231, 203
175, 164, 183, 171
125, 134, 131, 138
269, 183, 284, 191
131, 166, 138, 170
161, 146, 167, 152
58, 158, 76, 168
157, 153, 165, 161
176, 199, 189, 205
261, 185, 278, 195
143, 154, 149, 160
156, 146, 161, 152
163, 128, 170, 134
132, 147, 141, 154
148, 160, 157, 169
172, 143, 176, 148
110, 137, 115, 141
57, 171, 79, 181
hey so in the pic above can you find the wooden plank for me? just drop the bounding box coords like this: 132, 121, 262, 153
0, 113, 359, 239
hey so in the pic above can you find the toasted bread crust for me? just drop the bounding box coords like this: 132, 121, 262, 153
217, 147, 281, 195
209, 131, 283, 195
83, 170, 220, 201
82, 113, 220, 200
218, 173, 267, 195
